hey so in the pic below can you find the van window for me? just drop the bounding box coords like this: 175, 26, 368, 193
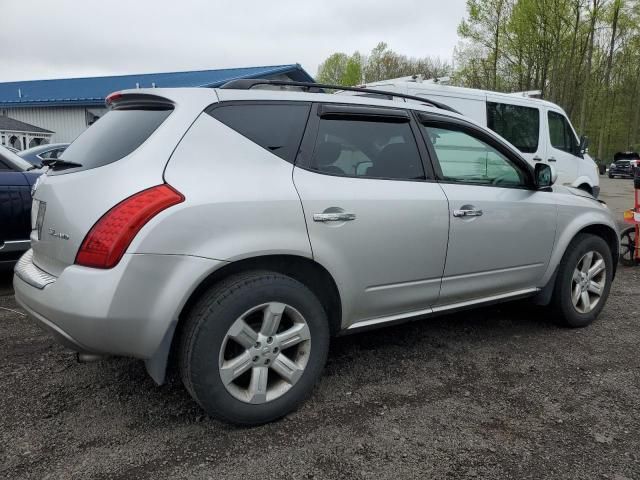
487, 102, 539, 153
423, 126, 526, 187
548, 111, 578, 154
310, 117, 425, 180
208, 103, 310, 164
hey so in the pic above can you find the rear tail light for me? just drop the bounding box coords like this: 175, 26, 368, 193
75, 184, 184, 269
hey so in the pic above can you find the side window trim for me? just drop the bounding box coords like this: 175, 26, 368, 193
415, 112, 535, 189
318, 104, 410, 123
295, 102, 434, 182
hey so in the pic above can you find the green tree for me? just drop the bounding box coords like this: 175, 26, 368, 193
316, 52, 363, 86
317, 43, 451, 87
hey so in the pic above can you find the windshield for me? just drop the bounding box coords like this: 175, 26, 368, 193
0, 145, 34, 171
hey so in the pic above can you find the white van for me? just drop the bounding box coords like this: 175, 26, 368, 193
360, 77, 600, 197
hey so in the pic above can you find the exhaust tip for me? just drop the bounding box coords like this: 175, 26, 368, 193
76, 352, 106, 363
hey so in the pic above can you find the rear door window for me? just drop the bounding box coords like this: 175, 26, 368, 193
487, 102, 539, 153
207, 103, 310, 164
307, 112, 425, 180
55, 108, 172, 175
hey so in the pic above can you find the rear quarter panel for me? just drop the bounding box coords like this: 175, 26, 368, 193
137, 113, 312, 261
30, 90, 215, 276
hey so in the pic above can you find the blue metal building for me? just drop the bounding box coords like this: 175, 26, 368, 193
0, 64, 313, 146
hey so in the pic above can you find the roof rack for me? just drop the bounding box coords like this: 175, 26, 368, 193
219, 79, 460, 114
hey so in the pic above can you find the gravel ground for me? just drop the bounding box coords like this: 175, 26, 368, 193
1, 176, 638, 479
1, 265, 639, 480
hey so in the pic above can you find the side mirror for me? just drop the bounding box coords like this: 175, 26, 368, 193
579, 135, 589, 155
535, 163, 556, 188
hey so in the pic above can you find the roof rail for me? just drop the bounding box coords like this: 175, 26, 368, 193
219, 78, 460, 114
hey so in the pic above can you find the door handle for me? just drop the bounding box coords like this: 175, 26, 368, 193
548, 157, 557, 162
453, 208, 483, 218
533, 156, 543, 161
313, 212, 356, 222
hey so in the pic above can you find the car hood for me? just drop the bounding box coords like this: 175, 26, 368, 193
553, 184, 600, 201
561, 185, 593, 198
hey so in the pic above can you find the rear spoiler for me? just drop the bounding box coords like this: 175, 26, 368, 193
105, 92, 174, 111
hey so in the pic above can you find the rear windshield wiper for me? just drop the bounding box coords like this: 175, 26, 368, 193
42, 159, 83, 170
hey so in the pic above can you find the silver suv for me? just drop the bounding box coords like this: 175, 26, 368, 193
14, 81, 619, 425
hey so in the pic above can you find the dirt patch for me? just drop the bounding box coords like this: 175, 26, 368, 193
1, 267, 639, 479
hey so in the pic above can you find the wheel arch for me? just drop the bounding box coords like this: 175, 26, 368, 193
576, 224, 619, 278
177, 255, 343, 335
577, 183, 593, 194
535, 222, 619, 306
149, 254, 343, 385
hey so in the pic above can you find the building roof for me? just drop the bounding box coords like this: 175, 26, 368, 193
0, 115, 53, 134
0, 64, 314, 108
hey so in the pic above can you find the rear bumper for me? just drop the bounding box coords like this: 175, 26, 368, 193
13, 250, 224, 359
609, 169, 633, 176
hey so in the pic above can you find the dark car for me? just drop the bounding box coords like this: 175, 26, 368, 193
609, 151, 640, 178
0, 145, 41, 266
17, 143, 69, 167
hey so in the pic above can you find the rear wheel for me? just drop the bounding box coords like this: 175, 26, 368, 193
179, 271, 330, 425
550, 234, 613, 328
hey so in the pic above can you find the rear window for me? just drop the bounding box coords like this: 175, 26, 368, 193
207, 103, 310, 164
55, 109, 171, 174
487, 102, 539, 153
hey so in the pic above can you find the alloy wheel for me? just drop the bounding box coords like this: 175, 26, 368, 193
570, 251, 607, 314
218, 302, 311, 404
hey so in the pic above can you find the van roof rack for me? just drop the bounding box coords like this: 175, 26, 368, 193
219, 79, 460, 114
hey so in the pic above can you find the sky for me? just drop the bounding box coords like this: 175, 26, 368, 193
0, 0, 468, 83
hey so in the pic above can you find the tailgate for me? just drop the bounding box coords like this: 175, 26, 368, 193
29, 91, 205, 276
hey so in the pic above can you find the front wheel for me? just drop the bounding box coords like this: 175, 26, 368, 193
550, 234, 613, 328
179, 271, 330, 425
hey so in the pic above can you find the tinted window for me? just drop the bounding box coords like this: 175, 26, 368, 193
548, 111, 578, 153
57, 109, 172, 175
208, 103, 310, 164
310, 118, 424, 180
424, 126, 526, 187
487, 102, 539, 153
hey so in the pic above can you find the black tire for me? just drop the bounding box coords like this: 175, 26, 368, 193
608, 174, 613, 178
620, 226, 637, 266
550, 234, 613, 328
179, 271, 330, 425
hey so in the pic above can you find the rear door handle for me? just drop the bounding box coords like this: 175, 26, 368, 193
313, 212, 356, 222
548, 157, 557, 162
533, 156, 543, 161
453, 208, 483, 218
